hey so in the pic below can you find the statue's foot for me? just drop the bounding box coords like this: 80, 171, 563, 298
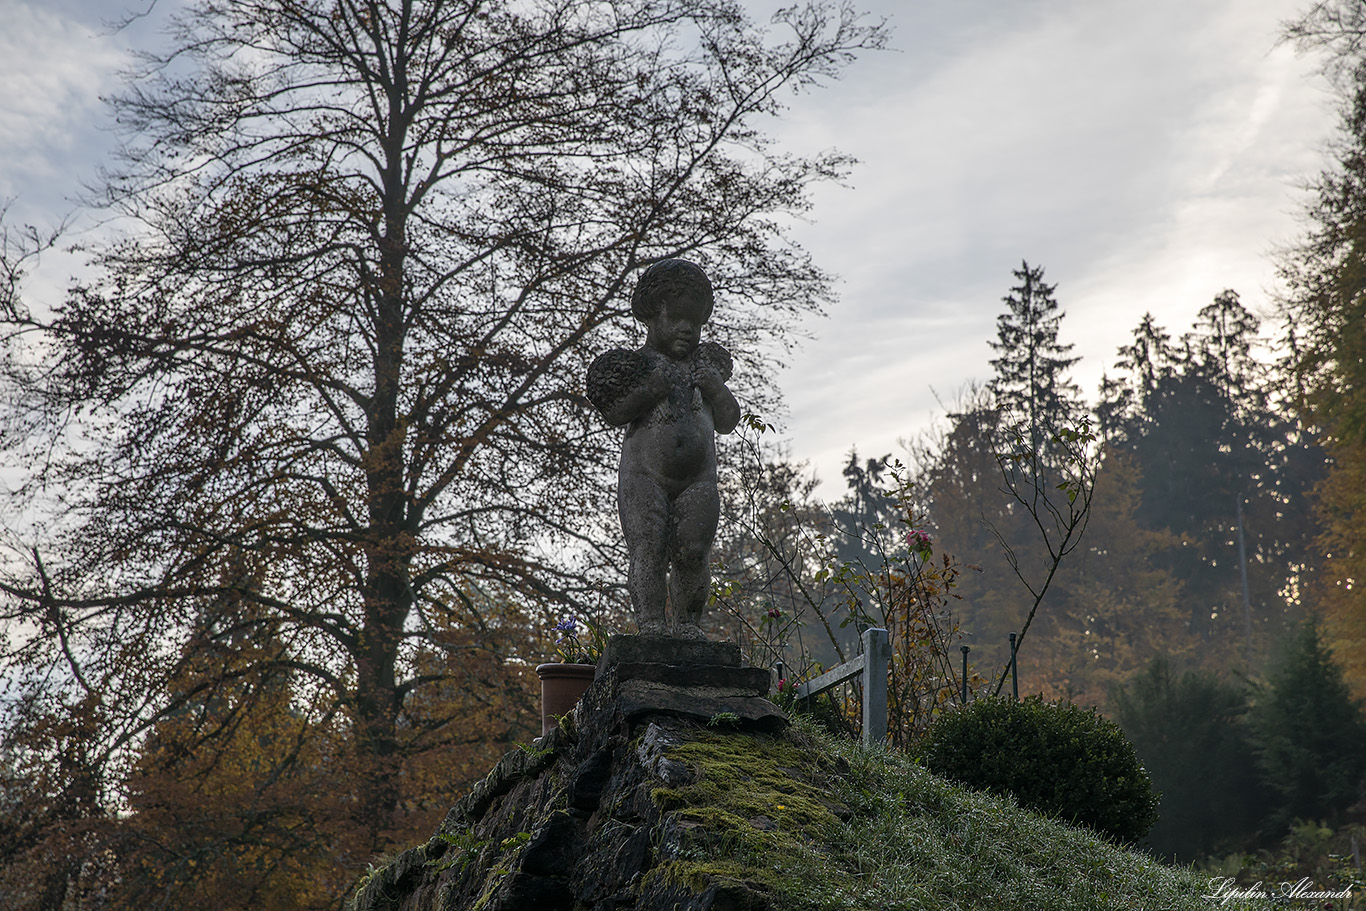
674, 622, 707, 640
639, 620, 667, 637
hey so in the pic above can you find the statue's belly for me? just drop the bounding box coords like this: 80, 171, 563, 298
623, 402, 716, 486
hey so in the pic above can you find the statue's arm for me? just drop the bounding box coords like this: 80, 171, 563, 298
701, 379, 740, 434
694, 342, 741, 434
587, 349, 664, 426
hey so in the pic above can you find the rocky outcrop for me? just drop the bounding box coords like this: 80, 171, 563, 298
348, 637, 845, 911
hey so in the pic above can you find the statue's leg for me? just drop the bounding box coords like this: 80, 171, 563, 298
669, 480, 720, 639
618, 469, 670, 635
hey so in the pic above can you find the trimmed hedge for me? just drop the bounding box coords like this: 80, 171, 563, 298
920, 696, 1159, 844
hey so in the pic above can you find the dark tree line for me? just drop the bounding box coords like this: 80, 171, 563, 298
901, 256, 1359, 864
909, 262, 1324, 706
1113, 620, 1366, 862
1099, 292, 1323, 653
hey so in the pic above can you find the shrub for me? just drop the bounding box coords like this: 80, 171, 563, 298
919, 695, 1159, 844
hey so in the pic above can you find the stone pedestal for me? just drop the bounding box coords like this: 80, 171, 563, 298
588, 634, 783, 732
356, 634, 795, 911
597, 634, 741, 673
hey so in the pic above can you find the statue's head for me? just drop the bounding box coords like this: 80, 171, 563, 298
630, 259, 714, 323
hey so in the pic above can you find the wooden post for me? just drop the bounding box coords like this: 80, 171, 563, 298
861, 627, 891, 748
1009, 632, 1019, 700
792, 627, 891, 748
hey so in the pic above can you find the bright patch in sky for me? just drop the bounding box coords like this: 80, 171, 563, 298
761, 0, 1335, 489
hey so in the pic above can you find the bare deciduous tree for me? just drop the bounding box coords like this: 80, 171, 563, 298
0, 0, 886, 893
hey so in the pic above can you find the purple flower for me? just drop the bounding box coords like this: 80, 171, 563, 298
554, 616, 578, 633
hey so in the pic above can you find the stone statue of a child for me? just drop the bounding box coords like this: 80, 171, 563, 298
587, 259, 741, 639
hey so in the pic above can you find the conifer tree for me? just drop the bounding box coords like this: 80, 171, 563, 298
1096, 313, 1174, 441
1111, 657, 1268, 860
1251, 620, 1366, 829
987, 260, 1082, 457
1098, 299, 1321, 654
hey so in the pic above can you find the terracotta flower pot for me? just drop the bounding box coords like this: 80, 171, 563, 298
536, 663, 596, 735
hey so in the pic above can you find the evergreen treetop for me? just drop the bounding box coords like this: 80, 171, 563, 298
987, 260, 1082, 454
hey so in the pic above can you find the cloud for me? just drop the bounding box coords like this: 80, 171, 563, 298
760, 0, 1336, 493
0, 3, 131, 212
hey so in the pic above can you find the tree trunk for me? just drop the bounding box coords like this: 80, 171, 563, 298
356, 170, 412, 842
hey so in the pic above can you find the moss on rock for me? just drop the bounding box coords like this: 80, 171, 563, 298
641, 729, 855, 909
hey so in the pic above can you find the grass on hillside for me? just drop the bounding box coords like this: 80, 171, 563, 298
652, 716, 1228, 911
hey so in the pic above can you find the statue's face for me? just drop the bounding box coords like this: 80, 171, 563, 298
646, 290, 708, 360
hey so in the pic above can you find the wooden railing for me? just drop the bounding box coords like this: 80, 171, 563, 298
791, 627, 892, 748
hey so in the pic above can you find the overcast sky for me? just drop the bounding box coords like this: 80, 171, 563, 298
0, 0, 1341, 494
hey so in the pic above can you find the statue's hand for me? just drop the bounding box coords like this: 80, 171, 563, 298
644, 362, 673, 397
692, 365, 727, 397
691, 341, 733, 404
694, 341, 733, 380
691, 362, 740, 434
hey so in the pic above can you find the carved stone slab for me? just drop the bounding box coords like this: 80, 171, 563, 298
608, 662, 770, 693
615, 678, 788, 733
596, 634, 740, 675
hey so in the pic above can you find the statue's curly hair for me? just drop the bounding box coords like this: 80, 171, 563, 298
630, 258, 714, 321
